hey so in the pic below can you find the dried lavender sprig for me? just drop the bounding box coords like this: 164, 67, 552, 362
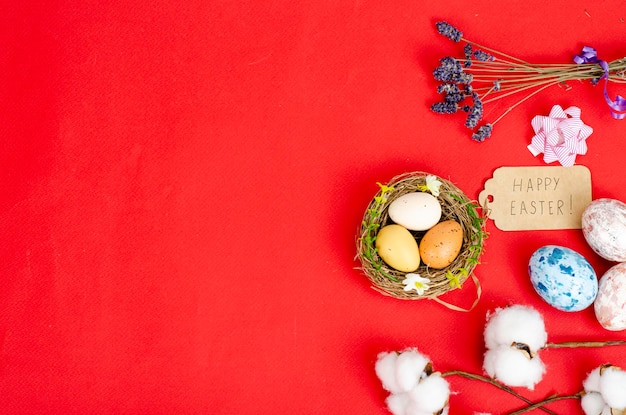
472, 123, 492, 142
430, 102, 459, 114
465, 92, 483, 128
435, 21, 530, 65
433, 57, 473, 84
473, 49, 494, 62
464, 44, 473, 67
435, 21, 462, 42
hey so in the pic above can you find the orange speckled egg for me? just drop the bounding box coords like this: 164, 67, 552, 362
419, 220, 463, 269
375, 224, 421, 272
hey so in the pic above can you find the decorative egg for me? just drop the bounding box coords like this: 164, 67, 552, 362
582, 198, 626, 262
595, 262, 626, 331
528, 245, 598, 312
419, 220, 464, 269
375, 224, 421, 272
388, 192, 442, 231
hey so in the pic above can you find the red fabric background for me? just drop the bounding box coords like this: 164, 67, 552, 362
2, 1, 626, 414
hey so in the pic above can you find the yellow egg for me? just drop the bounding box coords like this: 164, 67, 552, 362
419, 220, 464, 269
375, 224, 421, 272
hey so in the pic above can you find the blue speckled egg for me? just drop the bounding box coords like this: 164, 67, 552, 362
528, 245, 598, 312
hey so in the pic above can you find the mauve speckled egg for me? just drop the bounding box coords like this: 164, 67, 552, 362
528, 245, 597, 312
582, 198, 626, 262
595, 262, 626, 331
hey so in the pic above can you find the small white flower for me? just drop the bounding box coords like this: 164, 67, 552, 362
426, 175, 443, 197
402, 273, 431, 295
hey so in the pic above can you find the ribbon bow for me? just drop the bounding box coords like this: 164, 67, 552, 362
574, 46, 626, 119
527, 105, 593, 167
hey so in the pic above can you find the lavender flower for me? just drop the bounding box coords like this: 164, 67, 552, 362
472, 124, 492, 142
433, 57, 462, 82
465, 92, 483, 128
435, 21, 462, 42
430, 102, 458, 114
445, 92, 465, 104
437, 83, 459, 94
464, 44, 473, 67
474, 49, 495, 62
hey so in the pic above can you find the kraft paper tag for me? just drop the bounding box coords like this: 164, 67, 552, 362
478, 166, 592, 231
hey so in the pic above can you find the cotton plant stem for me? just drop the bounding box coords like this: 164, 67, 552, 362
544, 340, 626, 349
441, 371, 558, 415
506, 393, 582, 415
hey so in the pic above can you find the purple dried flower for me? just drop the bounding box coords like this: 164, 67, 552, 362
463, 44, 473, 68
458, 72, 473, 84
473, 49, 495, 62
493, 80, 501, 91
465, 93, 483, 128
444, 92, 465, 104
435, 21, 463, 42
433, 57, 462, 82
437, 83, 460, 94
472, 123, 493, 142
430, 102, 458, 114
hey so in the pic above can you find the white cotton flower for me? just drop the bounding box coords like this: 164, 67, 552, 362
376, 352, 404, 394
408, 373, 450, 414
583, 367, 602, 393
375, 349, 430, 394
599, 366, 626, 410
386, 392, 411, 415
581, 392, 607, 415
484, 305, 547, 352
376, 348, 450, 415
483, 344, 545, 390
582, 365, 626, 414
395, 349, 431, 392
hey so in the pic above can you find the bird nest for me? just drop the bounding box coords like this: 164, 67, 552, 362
356, 171, 487, 301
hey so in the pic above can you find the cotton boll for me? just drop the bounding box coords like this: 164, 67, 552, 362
583, 367, 602, 393
581, 392, 606, 415
484, 305, 547, 352
395, 349, 430, 392
404, 400, 435, 415
408, 373, 450, 414
483, 345, 545, 390
376, 352, 404, 394
599, 366, 626, 410
386, 392, 410, 415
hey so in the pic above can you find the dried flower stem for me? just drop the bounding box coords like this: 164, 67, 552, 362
543, 340, 626, 349
506, 393, 583, 415
441, 370, 558, 415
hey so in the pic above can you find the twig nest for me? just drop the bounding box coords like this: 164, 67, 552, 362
356, 171, 487, 300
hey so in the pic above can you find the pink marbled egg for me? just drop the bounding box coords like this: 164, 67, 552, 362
595, 262, 626, 331
582, 198, 626, 262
